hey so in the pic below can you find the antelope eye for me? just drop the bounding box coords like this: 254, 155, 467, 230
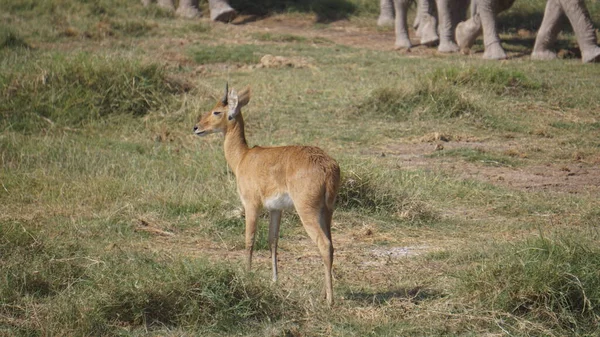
213, 111, 222, 116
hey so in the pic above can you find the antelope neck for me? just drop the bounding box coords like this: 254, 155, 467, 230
223, 115, 249, 176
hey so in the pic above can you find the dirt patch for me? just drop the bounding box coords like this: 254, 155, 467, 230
240, 14, 440, 55
377, 140, 600, 195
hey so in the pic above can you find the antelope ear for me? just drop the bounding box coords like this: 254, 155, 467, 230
237, 86, 251, 108
227, 89, 239, 120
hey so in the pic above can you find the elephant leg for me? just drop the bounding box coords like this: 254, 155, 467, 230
478, 0, 513, 60
413, 1, 422, 32
436, 0, 459, 52
209, 0, 237, 23
558, 0, 600, 63
393, 0, 412, 49
378, 0, 395, 27
531, 0, 564, 61
176, 0, 201, 18
456, 13, 482, 52
417, 0, 439, 46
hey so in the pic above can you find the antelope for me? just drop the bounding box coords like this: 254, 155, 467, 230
193, 84, 341, 305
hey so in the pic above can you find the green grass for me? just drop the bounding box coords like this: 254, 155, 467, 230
2, 0, 600, 335
0, 27, 29, 49
1, 53, 189, 131
191, 44, 266, 65
458, 233, 600, 334
251, 32, 333, 44
428, 147, 521, 167
1, 220, 296, 335
429, 65, 544, 96
361, 82, 480, 120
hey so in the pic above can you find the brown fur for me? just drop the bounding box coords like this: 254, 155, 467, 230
194, 85, 340, 305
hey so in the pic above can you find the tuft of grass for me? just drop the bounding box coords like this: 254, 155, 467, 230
0, 54, 189, 131
94, 257, 292, 333
429, 66, 543, 96
337, 164, 439, 225
550, 121, 600, 132
107, 19, 157, 37
361, 81, 479, 120
458, 234, 600, 333
139, 3, 176, 18
0, 27, 29, 49
0, 221, 298, 335
338, 169, 400, 214
0, 221, 90, 303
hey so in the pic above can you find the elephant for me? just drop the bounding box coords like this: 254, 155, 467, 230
384, 0, 470, 52
378, 0, 396, 26
456, 0, 600, 62
142, 0, 237, 22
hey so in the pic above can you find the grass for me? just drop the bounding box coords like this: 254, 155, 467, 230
2, 0, 600, 335
457, 233, 600, 334
1, 220, 296, 335
251, 32, 333, 44
1, 53, 189, 131
361, 82, 480, 120
428, 147, 522, 167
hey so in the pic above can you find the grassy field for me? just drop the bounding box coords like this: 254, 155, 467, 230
2, 0, 600, 335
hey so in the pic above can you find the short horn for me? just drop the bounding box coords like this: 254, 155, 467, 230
221, 82, 228, 105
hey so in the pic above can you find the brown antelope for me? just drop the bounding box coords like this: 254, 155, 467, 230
193, 84, 341, 305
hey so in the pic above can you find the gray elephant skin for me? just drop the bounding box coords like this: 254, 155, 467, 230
456, 0, 600, 62
380, 0, 470, 52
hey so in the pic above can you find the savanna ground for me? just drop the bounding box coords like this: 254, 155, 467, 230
2, 0, 600, 336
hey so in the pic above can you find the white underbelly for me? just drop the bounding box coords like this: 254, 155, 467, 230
264, 193, 294, 210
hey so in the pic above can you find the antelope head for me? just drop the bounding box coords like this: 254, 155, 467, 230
193, 83, 251, 136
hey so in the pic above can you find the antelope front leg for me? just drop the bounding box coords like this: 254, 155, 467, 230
244, 207, 259, 271
268, 210, 282, 282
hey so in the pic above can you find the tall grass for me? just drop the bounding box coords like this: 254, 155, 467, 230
429, 65, 544, 96
360, 81, 479, 120
0, 221, 298, 335
0, 28, 29, 49
458, 234, 600, 334
0, 53, 189, 131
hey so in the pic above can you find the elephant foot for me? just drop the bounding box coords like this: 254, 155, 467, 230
531, 49, 557, 61
210, 1, 237, 22
483, 42, 508, 60
176, 6, 201, 18
394, 37, 413, 50
581, 46, 600, 63
438, 41, 460, 53
377, 15, 395, 27
419, 14, 439, 46
456, 17, 481, 52
420, 35, 439, 47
